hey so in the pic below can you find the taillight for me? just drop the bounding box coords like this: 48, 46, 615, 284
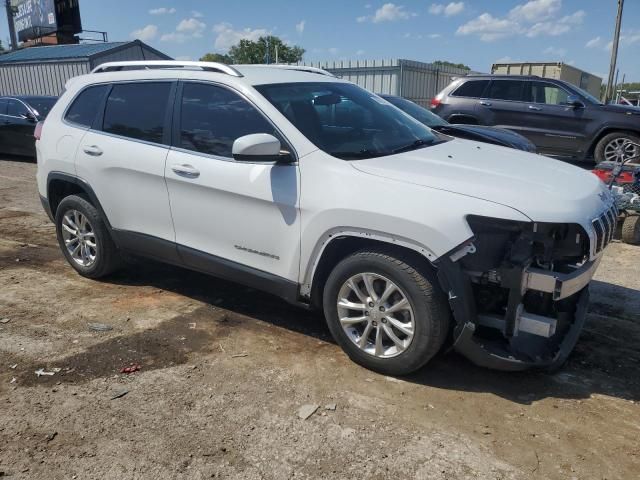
593, 169, 635, 184
430, 97, 441, 109
34, 121, 44, 140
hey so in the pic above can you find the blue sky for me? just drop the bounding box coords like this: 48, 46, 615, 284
2, 0, 640, 81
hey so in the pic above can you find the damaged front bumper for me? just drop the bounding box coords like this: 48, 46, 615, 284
436, 216, 608, 372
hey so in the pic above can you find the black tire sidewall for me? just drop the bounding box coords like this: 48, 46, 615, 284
323, 252, 447, 375
55, 195, 113, 278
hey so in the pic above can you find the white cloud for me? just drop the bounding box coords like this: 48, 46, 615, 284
605, 30, 640, 51
428, 33, 442, 38
508, 0, 560, 23
457, 1, 585, 42
130, 25, 159, 42
429, 2, 464, 17
212, 23, 269, 51
191, 11, 204, 18
176, 18, 206, 37
295, 20, 306, 34
356, 15, 368, 23
495, 56, 512, 63
175, 55, 192, 61
585, 36, 602, 48
543, 46, 567, 56
372, 3, 413, 23
328, 47, 339, 55
356, 49, 365, 55
160, 32, 187, 43
149, 7, 175, 15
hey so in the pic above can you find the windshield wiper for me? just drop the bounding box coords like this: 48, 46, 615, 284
392, 138, 433, 154
330, 149, 384, 159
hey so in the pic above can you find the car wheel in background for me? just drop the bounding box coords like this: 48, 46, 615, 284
322, 249, 450, 376
621, 215, 640, 245
594, 132, 640, 164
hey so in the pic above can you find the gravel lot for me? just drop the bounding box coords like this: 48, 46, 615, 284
1, 157, 639, 479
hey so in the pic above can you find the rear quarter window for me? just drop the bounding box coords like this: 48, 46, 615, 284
64, 85, 110, 128
451, 80, 490, 98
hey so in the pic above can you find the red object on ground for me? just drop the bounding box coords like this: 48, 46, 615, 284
592, 168, 635, 184
120, 364, 141, 374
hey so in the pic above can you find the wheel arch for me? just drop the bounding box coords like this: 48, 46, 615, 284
46, 172, 114, 231
587, 127, 640, 159
301, 229, 439, 310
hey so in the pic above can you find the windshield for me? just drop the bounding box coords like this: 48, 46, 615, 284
381, 95, 448, 127
26, 97, 58, 118
255, 82, 443, 159
570, 86, 603, 105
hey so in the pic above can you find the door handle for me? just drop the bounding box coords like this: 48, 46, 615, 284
83, 145, 103, 156
528, 105, 542, 111
479, 101, 492, 106
171, 164, 200, 178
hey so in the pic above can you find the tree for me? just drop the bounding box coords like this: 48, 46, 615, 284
199, 52, 233, 64
0, 40, 5, 53
200, 35, 305, 65
432, 60, 470, 70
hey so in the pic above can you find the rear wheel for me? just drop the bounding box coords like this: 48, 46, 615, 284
621, 215, 640, 245
594, 132, 640, 164
322, 249, 450, 376
55, 195, 121, 278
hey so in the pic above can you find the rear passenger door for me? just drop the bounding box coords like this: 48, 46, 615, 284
73, 81, 178, 255
478, 79, 527, 133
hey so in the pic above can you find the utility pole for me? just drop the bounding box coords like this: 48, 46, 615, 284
4, 0, 18, 50
264, 36, 270, 64
604, 0, 624, 104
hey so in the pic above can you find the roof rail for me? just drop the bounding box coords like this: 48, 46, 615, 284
91, 61, 243, 77
235, 64, 335, 77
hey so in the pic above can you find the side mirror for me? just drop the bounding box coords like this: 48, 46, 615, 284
232, 133, 291, 162
566, 95, 584, 108
20, 111, 37, 122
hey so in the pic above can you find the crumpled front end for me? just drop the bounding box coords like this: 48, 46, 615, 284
436, 207, 616, 371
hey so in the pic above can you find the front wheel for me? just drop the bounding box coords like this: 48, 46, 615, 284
322, 249, 450, 376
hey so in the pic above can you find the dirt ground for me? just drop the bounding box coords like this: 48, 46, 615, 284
0, 157, 638, 480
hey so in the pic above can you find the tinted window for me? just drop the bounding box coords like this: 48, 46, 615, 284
451, 80, 489, 98
527, 81, 570, 105
487, 80, 524, 101
180, 83, 279, 158
65, 85, 109, 127
0, 99, 7, 115
103, 83, 172, 144
7, 100, 29, 117
27, 97, 57, 118
383, 96, 447, 127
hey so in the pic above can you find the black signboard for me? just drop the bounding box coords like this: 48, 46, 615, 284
13, 0, 82, 42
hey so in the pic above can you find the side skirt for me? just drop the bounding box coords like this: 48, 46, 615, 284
112, 230, 303, 306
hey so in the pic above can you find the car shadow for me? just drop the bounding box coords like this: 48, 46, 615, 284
104, 258, 640, 405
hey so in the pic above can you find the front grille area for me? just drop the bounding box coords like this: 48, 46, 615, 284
592, 206, 618, 254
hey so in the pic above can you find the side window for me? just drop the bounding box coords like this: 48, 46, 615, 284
7, 100, 29, 117
103, 82, 172, 144
528, 81, 570, 105
65, 85, 109, 127
487, 80, 524, 102
451, 80, 490, 98
179, 82, 279, 158
0, 99, 7, 115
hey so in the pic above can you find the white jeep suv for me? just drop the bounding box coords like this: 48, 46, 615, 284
36, 61, 616, 375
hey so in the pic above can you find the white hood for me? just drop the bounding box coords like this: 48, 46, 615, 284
351, 139, 613, 224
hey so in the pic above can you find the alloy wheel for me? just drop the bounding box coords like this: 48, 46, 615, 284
604, 137, 639, 163
61, 209, 97, 267
336, 273, 415, 358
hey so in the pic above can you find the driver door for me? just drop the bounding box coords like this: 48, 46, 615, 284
165, 81, 301, 284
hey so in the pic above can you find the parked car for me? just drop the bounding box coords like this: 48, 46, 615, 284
37, 61, 615, 375
0, 96, 58, 157
430, 74, 640, 163
380, 94, 536, 152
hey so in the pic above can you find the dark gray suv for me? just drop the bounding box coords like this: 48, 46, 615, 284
431, 75, 640, 163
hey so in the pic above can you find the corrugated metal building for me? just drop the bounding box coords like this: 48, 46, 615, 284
0, 40, 171, 96
302, 59, 474, 107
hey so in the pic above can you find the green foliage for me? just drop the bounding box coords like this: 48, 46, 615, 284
199, 52, 233, 64
432, 60, 470, 70
200, 35, 305, 65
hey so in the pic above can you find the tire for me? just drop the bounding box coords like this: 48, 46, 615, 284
322, 249, 450, 376
621, 215, 640, 245
55, 194, 121, 278
594, 131, 640, 164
